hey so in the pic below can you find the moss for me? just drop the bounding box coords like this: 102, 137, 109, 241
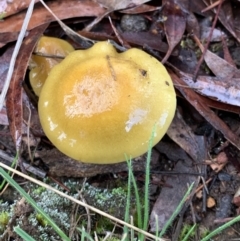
0, 211, 10, 233
36, 213, 48, 227
83, 183, 131, 219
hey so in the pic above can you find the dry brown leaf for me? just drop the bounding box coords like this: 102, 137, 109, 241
211, 0, 240, 43
194, 36, 240, 79
120, 4, 159, 14
95, 0, 151, 10
0, 0, 40, 18
171, 71, 240, 150
162, 0, 186, 63
84, 0, 151, 31
0, 46, 14, 89
0, 0, 105, 34
6, 24, 48, 149
177, 70, 240, 107
167, 108, 200, 160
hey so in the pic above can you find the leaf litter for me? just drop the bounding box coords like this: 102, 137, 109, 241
1, 0, 240, 240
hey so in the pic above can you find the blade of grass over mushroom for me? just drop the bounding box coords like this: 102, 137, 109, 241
0, 167, 71, 241
6, 24, 48, 149
0, 162, 164, 241
0, 0, 35, 112
171, 71, 240, 150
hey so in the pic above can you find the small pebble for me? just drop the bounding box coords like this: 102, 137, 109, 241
120, 14, 148, 32
207, 196, 216, 208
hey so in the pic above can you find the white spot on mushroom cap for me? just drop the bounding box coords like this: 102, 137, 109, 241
69, 139, 77, 147
58, 131, 67, 141
158, 112, 168, 128
44, 101, 48, 107
125, 108, 148, 132
48, 117, 58, 131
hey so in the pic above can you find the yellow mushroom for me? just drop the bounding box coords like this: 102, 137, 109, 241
29, 36, 75, 96
38, 41, 176, 164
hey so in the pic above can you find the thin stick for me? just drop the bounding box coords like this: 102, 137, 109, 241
0, 0, 35, 110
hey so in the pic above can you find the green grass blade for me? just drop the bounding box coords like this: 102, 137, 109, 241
182, 224, 196, 241
200, 215, 240, 241
0, 154, 17, 190
123, 157, 132, 238
127, 159, 142, 229
14, 226, 36, 241
77, 227, 94, 241
142, 127, 156, 233
0, 167, 70, 241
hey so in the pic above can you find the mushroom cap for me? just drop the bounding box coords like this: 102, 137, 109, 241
38, 41, 176, 164
29, 36, 74, 96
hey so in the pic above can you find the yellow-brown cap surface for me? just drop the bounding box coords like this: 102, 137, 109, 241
38, 41, 176, 164
29, 36, 74, 96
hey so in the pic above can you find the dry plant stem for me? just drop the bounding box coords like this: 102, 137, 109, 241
39, 0, 94, 46
48, 176, 70, 192
84, 10, 111, 32
69, 193, 81, 239
108, 16, 124, 46
202, 187, 207, 213
25, 102, 33, 163
214, 217, 234, 224
69, 179, 88, 239
195, 178, 212, 194
0, 162, 164, 241
190, 201, 196, 224
0, 0, 35, 112
201, 0, 223, 13
193, 0, 223, 81
108, 16, 130, 49
200, 176, 209, 194
78, 179, 91, 234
